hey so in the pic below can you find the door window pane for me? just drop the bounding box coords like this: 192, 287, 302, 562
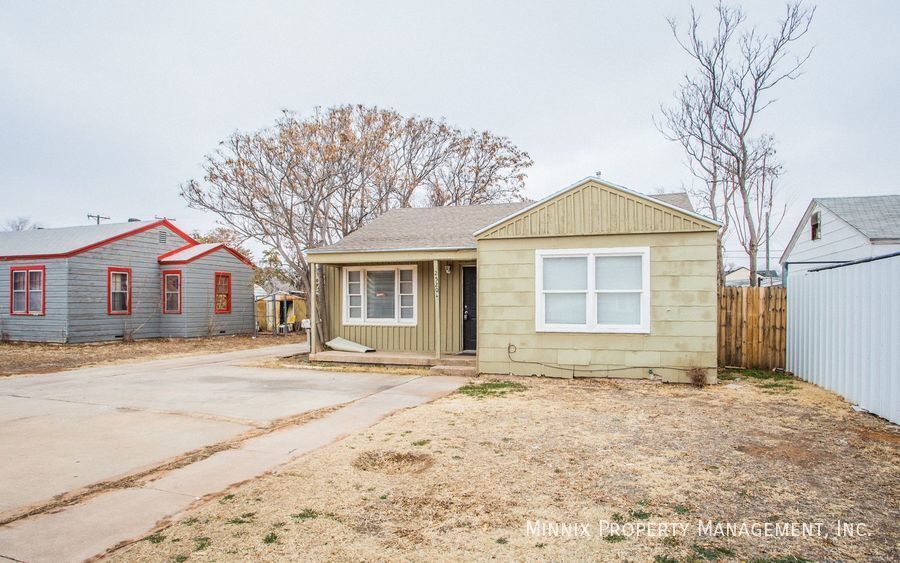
366, 270, 395, 319
543, 257, 587, 290
595, 256, 642, 290
545, 293, 586, 324
597, 293, 641, 324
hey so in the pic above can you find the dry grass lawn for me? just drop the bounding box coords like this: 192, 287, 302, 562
110, 371, 898, 562
0, 333, 306, 377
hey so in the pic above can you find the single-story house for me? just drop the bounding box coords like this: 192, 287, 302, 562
307, 176, 720, 383
780, 195, 900, 284
724, 267, 782, 287
0, 219, 255, 343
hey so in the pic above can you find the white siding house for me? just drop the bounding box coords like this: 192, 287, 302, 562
780, 195, 900, 284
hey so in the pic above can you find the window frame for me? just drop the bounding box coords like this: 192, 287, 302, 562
342, 265, 417, 326
107, 267, 132, 316
535, 247, 650, 334
214, 272, 232, 314
810, 211, 821, 240
9, 265, 46, 316
162, 269, 182, 314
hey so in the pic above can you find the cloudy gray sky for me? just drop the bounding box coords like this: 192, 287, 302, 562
2, 0, 898, 267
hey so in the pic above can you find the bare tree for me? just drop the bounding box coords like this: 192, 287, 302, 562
4, 216, 41, 231
181, 105, 532, 349
660, 1, 814, 285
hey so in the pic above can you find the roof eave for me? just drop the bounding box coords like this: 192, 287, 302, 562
0, 219, 197, 261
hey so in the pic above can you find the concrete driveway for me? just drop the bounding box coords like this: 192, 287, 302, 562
0, 343, 465, 561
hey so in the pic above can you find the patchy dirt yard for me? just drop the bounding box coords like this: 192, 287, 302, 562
110, 371, 899, 562
0, 333, 306, 377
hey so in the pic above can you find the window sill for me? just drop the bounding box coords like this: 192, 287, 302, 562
536, 325, 650, 334
10, 312, 45, 317
343, 320, 418, 327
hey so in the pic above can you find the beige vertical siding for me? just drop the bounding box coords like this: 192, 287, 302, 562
323, 261, 464, 354
476, 231, 718, 383
477, 179, 717, 240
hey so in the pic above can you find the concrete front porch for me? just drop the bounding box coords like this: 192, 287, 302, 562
309, 350, 476, 376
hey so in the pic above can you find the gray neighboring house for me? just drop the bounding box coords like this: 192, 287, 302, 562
780, 195, 900, 283
0, 219, 255, 343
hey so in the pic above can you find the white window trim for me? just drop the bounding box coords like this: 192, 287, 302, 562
342, 265, 417, 326
535, 247, 650, 334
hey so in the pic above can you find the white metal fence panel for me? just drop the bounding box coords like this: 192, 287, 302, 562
787, 254, 899, 424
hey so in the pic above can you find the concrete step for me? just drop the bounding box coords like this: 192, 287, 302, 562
434, 356, 476, 367
429, 365, 477, 377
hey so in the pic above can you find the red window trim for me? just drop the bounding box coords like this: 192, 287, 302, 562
107, 267, 132, 316
162, 269, 182, 314
214, 272, 231, 314
9, 265, 46, 316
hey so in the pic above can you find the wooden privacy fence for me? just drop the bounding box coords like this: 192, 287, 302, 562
718, 286, 786, 369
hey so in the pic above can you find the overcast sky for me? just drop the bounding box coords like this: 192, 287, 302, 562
2, 1, 898, 267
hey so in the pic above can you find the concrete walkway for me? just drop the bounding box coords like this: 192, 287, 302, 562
0, 345, 465, 562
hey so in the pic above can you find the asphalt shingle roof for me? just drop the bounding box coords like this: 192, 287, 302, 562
309, 202, 531, 253
816, 195, 900, 241
310, 190, 699, 254
651, 192, 695, 213
0, 220, 166, 258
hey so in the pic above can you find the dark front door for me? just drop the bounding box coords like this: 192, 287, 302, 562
462, 266, 477, 351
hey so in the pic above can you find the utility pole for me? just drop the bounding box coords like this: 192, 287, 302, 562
765, 211, 771, 272
87, 213, 110, 225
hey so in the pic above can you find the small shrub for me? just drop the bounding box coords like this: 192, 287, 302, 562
604, 534, 627, 543
411, 439, 431, 447
263, 532, 279, 544
226, 512, 256, 525
611, 512, 625, 524
687, 367, 707, 387
692, 544, 736, 560
495, 537, 508, 544
673, 504, 690, 515
291, 509, 319, 521
654, 556, 678, 563
219, 494, 235, 504
458, 381, 526, 398
193, 536, 211, 551
629, 508, 652, 521
144, 532, 165, 544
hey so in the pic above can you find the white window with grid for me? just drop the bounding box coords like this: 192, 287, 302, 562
535, 247, 650, 333
343, 265, 417, 326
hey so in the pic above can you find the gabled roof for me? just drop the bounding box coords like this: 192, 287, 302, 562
307, 202, 531, 254
816, 195, 900, 241
158, 242, 255, 268
474, 176, 720, 239
0, 219, 195, 261
780, 195, 900, 264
